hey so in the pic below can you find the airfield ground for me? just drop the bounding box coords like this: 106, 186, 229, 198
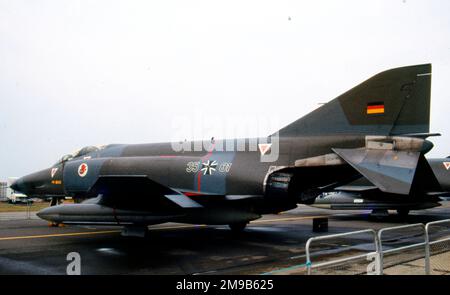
1, 204, 449, 275
0, 202, 49, 213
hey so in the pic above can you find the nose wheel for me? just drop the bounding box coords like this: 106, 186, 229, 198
49, 197, 63, 207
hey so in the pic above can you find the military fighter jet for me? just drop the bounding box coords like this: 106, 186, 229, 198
11, 64, 448, 236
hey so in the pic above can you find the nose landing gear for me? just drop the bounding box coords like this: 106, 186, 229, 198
48, 197, 64, 227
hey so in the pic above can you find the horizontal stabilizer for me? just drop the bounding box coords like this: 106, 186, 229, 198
399, 133, 441, 139
333, 148, 420, 195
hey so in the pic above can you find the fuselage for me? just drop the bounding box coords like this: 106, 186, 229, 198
13, 135, 366, 206
12, 134, 449, 222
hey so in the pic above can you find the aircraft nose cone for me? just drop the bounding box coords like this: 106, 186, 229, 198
11, 167, 64, 197
10, 178, 23, 193
10, 174, 36, 195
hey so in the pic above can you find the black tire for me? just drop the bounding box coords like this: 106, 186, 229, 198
228, 222, 247, 233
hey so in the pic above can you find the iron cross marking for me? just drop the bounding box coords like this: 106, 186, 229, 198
201, 160, 218, 175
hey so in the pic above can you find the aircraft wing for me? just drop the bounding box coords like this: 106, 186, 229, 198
85, 175, 203, 209
332, 148, 420, 195
291, 136, 442, 198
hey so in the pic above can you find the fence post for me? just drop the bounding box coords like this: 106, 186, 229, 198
424, 224, 430, 275
305, 238, 312, 275
373, 233, 382, 275
424, 219, 450, 275
377, 230, 384, 275
378, 223, 427, 275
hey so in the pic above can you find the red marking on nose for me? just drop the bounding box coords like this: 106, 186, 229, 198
79, 165, 86, 174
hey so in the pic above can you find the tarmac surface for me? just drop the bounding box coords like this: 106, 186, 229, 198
1, 204, 449, 275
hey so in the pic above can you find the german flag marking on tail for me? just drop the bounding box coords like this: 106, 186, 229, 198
367, 102, 385, 115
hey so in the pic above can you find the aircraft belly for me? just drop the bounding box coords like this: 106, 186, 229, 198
179, 208, 261, 225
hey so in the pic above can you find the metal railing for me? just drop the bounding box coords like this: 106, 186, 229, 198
425, 219, 450, 275
378, 223, 428, 275
305, 219, 450, 275
305, 229, 379, 275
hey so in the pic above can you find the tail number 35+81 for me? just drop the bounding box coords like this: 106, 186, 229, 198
186, 161, 232, 174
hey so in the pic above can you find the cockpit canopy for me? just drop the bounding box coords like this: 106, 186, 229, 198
55, 145, 106, 165
73, 146, 101, 158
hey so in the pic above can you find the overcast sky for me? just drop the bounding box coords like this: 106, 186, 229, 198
1, 0, 449, 180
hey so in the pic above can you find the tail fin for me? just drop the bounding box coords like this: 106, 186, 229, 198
277, 64, 431, 137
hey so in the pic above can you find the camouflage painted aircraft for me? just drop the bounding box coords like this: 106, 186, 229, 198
11, 64, 449, 236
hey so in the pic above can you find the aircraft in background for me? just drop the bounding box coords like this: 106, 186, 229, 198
311, 156, 450, 217
11, 64, 449, 236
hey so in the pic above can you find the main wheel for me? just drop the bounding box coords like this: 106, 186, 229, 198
228, 222, 248, 233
